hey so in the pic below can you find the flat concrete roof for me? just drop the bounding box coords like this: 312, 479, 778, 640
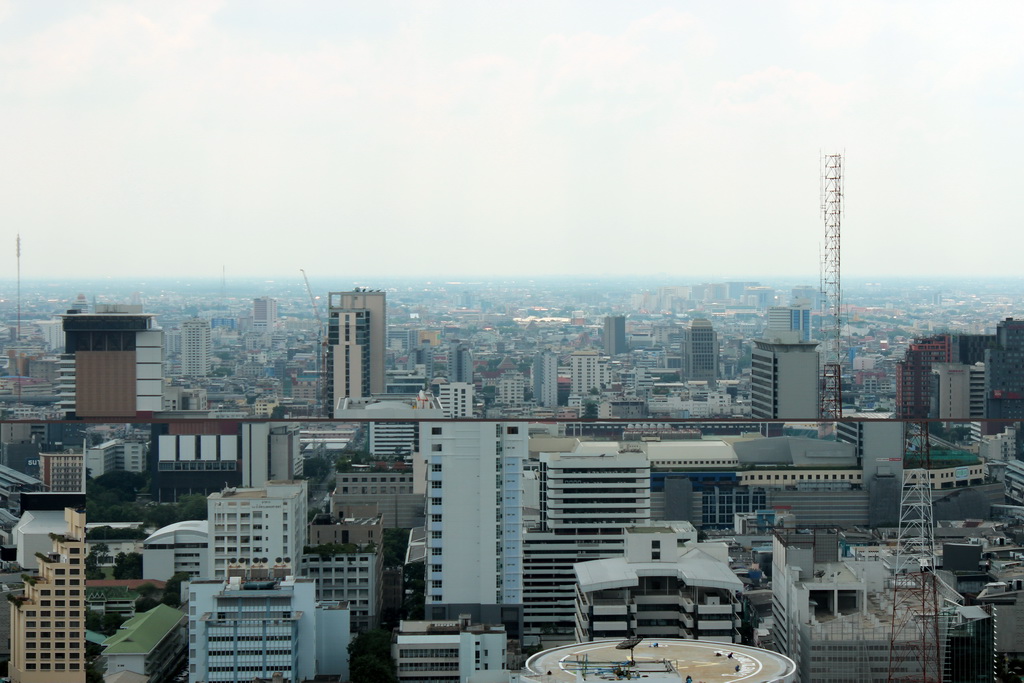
524, 639, 796, 683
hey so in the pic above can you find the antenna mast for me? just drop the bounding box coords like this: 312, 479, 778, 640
16, 235, 21, 343
887, 421, 948, 682
819, 153, 843, 419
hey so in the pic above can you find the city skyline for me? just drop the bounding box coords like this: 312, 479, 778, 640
1, 2, 1021, 279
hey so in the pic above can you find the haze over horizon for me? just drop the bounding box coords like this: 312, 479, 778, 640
2, 1, 1020, 280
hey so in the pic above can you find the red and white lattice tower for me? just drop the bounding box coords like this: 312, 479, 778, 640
887, 422, 949, 682
819, 153, 843, 419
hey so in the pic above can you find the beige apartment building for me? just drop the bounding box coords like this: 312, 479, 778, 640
9, 507, 87, 683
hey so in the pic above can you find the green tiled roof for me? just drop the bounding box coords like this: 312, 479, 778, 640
102, 604, 184, 655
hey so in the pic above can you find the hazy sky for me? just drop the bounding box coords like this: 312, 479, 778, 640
2, 1, 1021, 281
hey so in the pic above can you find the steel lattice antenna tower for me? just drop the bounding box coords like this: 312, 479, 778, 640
887, 422, 948, 682
819, 153, 843, 419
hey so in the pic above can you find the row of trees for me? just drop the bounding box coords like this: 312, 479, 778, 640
87, 470, 208, 525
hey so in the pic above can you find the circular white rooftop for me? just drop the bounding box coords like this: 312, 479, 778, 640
524, 639, 796, 683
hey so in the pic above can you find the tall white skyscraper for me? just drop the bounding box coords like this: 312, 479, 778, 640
421, 422, 527, 629
533, 351, 559, 407
180, 318, 211, 377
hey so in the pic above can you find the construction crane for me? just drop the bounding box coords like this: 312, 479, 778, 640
301, 269, 324, 327
300, 269, 327, 416
819, 153, 843, 420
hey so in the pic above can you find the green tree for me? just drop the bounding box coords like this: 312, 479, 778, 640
112, 552, 143, 580
382, 528, 409, 568
135, 596, 160, 613
582, 401, 599, 419
161, 571, 190, 607
85, 543, 109, 580
177, 494, 209, 521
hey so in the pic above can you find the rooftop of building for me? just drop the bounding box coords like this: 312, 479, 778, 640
524, 639, 796, 683
575, 543, 743, 593
102, 604, 185, 655
397, 619, 506, 636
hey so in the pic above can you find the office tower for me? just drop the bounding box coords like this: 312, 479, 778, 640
39, 452, 85, 492
252, 296, 278, 332
603, 315, 627, 355
766, 305, 812, 342
36, 320, 64, 351
986, 318, 1024, 419
9, 507, 86, 683
681, 318, 718, 383
188, 575, 350, 683
931, 362, 986, 419
85, 439, 147, 475
326, 290, 386, 410
58, 305, 163, 419
150, 422, 301, 501
751, 339, 820, 419
304, 506, 385, 631
438, 381, 474, 418
333, 471, 422, 528
421, 422, 527, 633
790, 284, 821, 308
496, 371, 526, 405
896, 334, 952, 419
570, 350, 603, 396
448, 342, 473, 383
206, 480, 308, 578
533, 351, 559, 408
180, 318, 211, 377
522, 449, 650, 638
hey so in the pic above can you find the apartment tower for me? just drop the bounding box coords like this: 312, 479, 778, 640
326, 290, 386, 411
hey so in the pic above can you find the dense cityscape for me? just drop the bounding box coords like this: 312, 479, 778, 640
0, 277, 1021, 682
2, 1, 1022, 682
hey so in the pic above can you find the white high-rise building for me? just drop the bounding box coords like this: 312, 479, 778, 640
570, 351, 605, 396
420, 422, 527, 628
252, 297, 278, 332
437, 382, 474, 418
522, 447, 651, 639
497, 371, 526, 405
206, 480, 308, 578
533, 351, 559, 407
751, 340, 820, 419
180, 318, 211, 377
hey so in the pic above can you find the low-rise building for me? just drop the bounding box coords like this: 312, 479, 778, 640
392, 617, 508, 683
574, 527, 742, 643
102, 604, 186, 682
142, 520, 209, 581
187, 573, 351, 683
